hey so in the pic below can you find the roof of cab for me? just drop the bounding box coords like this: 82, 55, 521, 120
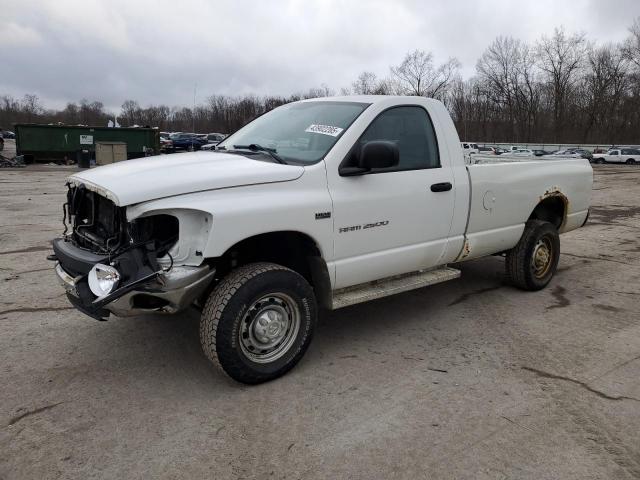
300, 95, 441, 105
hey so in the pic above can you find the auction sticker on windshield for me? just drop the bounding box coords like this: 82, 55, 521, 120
305, 124, 344, 137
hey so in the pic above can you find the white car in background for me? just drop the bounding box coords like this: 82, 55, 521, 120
544, 150, 582, 159
461, 142, 479, 158
201, 133, 228, 151
512, 149, 535, 157
592, 148, 640, 164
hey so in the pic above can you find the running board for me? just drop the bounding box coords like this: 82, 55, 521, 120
330, 266, 461, 310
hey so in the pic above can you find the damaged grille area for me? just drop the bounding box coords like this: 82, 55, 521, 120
65, 184, 126, 254
64, 184, 179, 256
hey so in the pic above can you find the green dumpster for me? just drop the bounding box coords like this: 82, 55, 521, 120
14, 124, 160, 163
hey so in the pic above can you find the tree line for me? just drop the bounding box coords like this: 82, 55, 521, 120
2, 19, 640, 145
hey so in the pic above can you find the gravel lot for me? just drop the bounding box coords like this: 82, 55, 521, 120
1, 164, 639, 479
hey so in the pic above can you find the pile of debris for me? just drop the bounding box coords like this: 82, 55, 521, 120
0, 154, 26, 168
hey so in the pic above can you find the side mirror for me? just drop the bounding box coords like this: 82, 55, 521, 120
339, 140, 399, 176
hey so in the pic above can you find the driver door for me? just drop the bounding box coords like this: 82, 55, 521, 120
327, 106, 455, 289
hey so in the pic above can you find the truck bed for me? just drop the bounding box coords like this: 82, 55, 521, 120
458, 157, 592, 261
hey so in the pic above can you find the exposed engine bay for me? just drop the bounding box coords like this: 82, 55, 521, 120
52, 184, 214, 320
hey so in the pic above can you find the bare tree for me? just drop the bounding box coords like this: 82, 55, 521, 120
351, 71, 390, 95
390, 50, 460, 99
79, 100, 106, 125
475, 37, 541, 141
21, 94, 43, 123
476, 37, 521, 139
535, 28, 588, 140
622, 17, 640, 69
120, 100, 141, 126
580, 44, 629, 142
302, 83, 334, 99
352, 71, 378, 94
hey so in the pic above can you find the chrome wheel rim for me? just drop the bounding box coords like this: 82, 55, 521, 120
239, 293, 300, 363
532, 236, 553, 279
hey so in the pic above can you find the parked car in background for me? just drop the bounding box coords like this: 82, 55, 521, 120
567, 148, 593, 161
592, 148, 640, 164
461, 142, 479, 158
169, 133, 207, 151
532, 149, 549, 157
160, 134, 173, 152
512, 149, 535, 157
201, 133, 227, 151
545, 150, 582, 158
2, 130, 15, 139
466, 146, 506, 157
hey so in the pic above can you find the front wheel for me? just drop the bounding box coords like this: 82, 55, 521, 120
626, 159, 636, 165
505, 220, 560, 291
200, 262, 317, 384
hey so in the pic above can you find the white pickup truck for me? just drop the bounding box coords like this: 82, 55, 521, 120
592, 148, 640, 164
51, 96, 592, 383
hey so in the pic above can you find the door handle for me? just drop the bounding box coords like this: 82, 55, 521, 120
430, 182, 452, 192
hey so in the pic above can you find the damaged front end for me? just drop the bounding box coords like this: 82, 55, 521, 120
52, 183, 214, 320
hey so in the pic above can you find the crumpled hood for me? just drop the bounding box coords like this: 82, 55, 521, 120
67, 151, 304, 206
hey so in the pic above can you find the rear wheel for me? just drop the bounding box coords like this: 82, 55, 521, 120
505, 220, 560, 291
200, 262, 317, 384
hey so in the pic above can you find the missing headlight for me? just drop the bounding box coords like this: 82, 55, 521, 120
129, 215, 179, 257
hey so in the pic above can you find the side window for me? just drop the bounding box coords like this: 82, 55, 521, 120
358, 106, 440, 171
611, 150, 619, 155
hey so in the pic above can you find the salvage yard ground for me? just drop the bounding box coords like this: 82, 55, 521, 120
0, 165, 639, 479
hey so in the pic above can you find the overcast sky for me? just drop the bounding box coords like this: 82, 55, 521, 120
1, 0, 639, 111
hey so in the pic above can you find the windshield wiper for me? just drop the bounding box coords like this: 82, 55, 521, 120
232, 144, 286, 164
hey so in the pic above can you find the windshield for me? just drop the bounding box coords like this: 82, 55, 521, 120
218, 101, 370, 164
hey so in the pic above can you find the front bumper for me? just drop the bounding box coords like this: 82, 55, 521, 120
53, 238, 215, 320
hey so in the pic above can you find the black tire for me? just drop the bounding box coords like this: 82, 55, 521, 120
595, 158, 604, 164
200, 262, 317, 384
626, 159, 636, 165
505, 220, 560, 291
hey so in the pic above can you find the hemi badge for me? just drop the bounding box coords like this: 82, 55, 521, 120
315, 212, 331, 220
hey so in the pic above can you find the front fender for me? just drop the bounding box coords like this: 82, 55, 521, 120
127, 206, 212, 267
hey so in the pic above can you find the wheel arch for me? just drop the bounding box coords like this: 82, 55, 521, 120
528, 192, 568, 230
209, 230, 332, 309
